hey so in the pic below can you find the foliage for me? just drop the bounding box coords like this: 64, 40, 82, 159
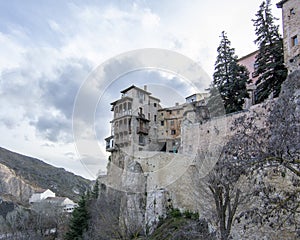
252, 0, 287, 103
149, 215, 215, 240
0, 203, 69, 239
65, 195, 89, 240
183, 210, 199, 220
209, 31, 249, 115
169, 208, 182, 218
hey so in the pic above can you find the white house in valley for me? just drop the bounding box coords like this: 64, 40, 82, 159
29, 189, 55, 203
29, 189, 77, 213
45, 197, 77, 213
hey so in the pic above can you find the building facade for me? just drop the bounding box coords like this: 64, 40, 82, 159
238, 50, 259, 108
29, 189, 56, 203
105, 85, 161, 154
277, 0, 300, 72
105, 86, 210, 155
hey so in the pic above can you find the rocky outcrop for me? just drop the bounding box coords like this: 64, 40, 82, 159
102, 71, 300, 239
0, 147, 91, 203
0, 163, 36, 203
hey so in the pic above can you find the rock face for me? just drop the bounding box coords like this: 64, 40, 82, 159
0, 147, 91, 204
102, 71, 300, 238
0, 163, 36, 203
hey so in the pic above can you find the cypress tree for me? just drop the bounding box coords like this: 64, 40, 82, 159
65, 195, 89, 240
209, 31, 249, 114
252, 0, 287, 103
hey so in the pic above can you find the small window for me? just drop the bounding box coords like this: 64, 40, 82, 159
170, 120, 174, 126
161, 121, 164, 126
177, 110, 180, 114
290, 8, 295, 15
292, 35, 298, 47
161, 112, 163, 116
148, 113, 150, 120
154, 115, 157, 122
154, 103, 157, 107
171, 130, 176, 135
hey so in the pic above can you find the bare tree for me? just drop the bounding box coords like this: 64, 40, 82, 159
227, 70, 300, 235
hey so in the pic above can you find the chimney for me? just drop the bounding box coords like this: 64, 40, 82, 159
175, 102, 179, 106
144, 85, 147, 91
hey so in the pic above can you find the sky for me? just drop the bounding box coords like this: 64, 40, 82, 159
0, 0, 283, 179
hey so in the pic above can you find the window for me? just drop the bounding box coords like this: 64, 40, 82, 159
170, 120, 174, 126
290, 8, 295, 15
177, 110, 180, 115
148, 113, 150, 120
171, 130, 176, 135
139, 135, 145, 145
161, 121, 164, 126
138, 91, 144, 103
292, 35, 298, 47
154, 103, 157, 107
154, 115, 157, 122
161, 112, 163, 116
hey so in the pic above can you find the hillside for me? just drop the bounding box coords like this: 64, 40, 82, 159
0, 147, 91, 204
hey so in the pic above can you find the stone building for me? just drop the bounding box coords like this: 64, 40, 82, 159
277, 0, 300, 72
105, 85, 161, 155
105, 86, 210, 154
238, 50, 259, 108
156, 93, 209, 153
157, 103, 184, 153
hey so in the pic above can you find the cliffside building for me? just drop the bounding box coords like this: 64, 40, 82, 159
105, 86, 210, 155
277, 0, 300, 72
105, 85, 161, 154
238, 50, 260, 107
157, 93, 209, 153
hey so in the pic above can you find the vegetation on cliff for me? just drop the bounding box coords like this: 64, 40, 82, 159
252, 0, 287, 103
209, 31, 249, 114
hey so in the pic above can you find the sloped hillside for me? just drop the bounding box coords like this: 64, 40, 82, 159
0, 147, 91, 203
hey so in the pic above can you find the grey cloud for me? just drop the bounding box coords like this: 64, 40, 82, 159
39, 59, 92, 119
0, 117, 17, 129
0, 57, 93, 144
31, 115, 71, 143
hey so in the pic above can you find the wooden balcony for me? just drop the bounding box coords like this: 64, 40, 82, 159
137, 126, 149, 135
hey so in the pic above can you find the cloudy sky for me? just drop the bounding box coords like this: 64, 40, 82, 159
0, 0, 282, 179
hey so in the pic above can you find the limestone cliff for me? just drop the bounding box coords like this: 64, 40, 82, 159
0, 147, 91, 205
0, 162, 36, 203
101, 71, 300, 239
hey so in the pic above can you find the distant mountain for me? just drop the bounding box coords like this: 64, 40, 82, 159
0, 147, 91, 205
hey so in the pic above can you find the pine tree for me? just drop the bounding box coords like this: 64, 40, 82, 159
209, 31, 249, 115
65, 195, 89, 240
252, 0, 287, 103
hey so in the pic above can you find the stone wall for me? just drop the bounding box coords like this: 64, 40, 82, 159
279, 0, 300, 72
